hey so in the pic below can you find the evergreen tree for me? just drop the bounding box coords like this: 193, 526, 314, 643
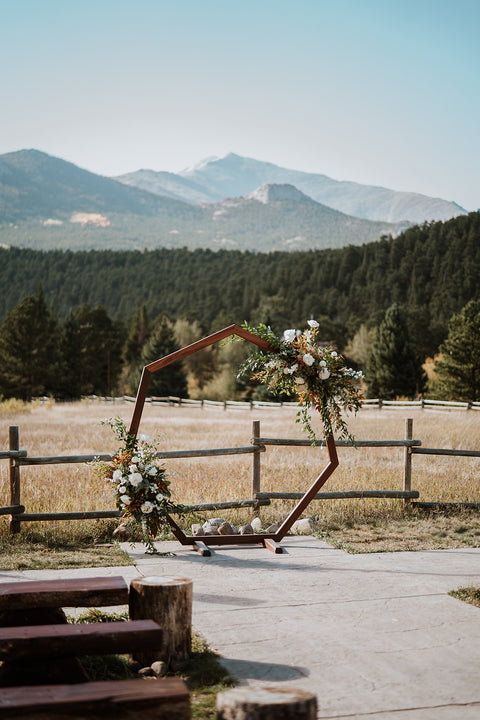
139, 315, 188, 398
59, 304, 123, 397
121, 305, 150, 395
0, 287, 61, 400
365, 303, 423, 399
433, 299, 480, 401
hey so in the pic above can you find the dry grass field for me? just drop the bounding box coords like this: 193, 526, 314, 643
1, 400, 479, 564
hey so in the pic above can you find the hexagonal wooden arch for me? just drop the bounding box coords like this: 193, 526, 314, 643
129, 323, 338, 555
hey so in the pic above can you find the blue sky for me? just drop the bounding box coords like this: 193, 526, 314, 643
1, 0, 479, 209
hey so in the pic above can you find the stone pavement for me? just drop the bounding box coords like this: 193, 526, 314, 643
1, 536, 480, 719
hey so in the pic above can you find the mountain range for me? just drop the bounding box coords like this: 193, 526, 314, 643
116, 152, 466, 224
0, 149, 466, 253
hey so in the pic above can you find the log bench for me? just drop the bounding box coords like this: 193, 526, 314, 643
0, 576, 190, 718
0, 677, 190, 719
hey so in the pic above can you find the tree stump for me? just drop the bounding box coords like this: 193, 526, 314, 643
216, 687, 317, 720
129, 576, 192, 668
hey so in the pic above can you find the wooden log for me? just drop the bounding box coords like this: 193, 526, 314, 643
9, 427, 21, 534
0, 576, 129, 611
0, 677, 190, 719
216, 687, 317, 720
0, 620, 163, 661
129, 576, 192, 668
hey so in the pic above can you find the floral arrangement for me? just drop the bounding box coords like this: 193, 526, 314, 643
237, 320, 364, 444
94, 417, 182, 553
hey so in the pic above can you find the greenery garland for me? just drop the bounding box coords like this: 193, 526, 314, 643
94, 417, 184, 553
237, 321, 364, 445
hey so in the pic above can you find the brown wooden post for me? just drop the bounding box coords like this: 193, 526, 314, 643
129, 576, 192, 669
9, 426, 21, 534
252, 420, 261, 501
404, 418, 413, 501
216, 687, 317, 719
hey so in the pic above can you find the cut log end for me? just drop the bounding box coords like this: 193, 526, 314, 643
216, 686, 317, 720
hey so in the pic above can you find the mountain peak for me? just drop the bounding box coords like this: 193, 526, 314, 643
246, 183, 310, 204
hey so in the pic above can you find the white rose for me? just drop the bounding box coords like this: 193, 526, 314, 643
141, 501, 155, 514
307, 319, 319, 328
118, 485, 127, 494
156, 493, 167, 502
319, 360, 327, 367
331, 351, 338, 358
147, 465, 158, 476
129, 464, 138, 473
120, 495, 131, 505
283, 329, 296, 343
129, 472, 143, 487
303, 353, 315, 366
112, 469, 123, 482
319, 368, 330, 380
296, 377, 305, 385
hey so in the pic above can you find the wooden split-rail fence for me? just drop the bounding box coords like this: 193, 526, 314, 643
2, 418, 480, 533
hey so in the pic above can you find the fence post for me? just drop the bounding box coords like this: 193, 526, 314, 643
403, 418, 413, 501
9, 426, 21, 534
252, 420, 261, 502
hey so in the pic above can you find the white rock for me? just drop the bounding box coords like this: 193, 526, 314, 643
202, 518, 225, 532
251, 517, 263, 532
151, 660, 167, 677
292, 517, 315, 534
203, 523, 220, 535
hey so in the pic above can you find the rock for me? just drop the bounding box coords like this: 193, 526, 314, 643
292, 518, 315, 535
112, 522, 130, 540
191, 523, 203, 536
218, 522, 238, 535
151, 660, 167, 677
202, 518, 225, 531
138, 666, 156, 677
203, 524, 220, 535
251, 517, 263, 532
239, 523, 254, 535
266, 522, 281, 533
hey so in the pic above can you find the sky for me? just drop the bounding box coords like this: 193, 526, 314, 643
1, 0, 479, 210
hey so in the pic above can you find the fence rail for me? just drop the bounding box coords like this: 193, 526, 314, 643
44, 395, 480, 412
1, 417, 479, 532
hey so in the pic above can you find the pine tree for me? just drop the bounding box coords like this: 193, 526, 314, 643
433, 299, 480, 401
121, 305, 150, 395
0, 287, 61, 400
139, 315, 188, 398
365, 303, 423, 400
59, 304, 123, 397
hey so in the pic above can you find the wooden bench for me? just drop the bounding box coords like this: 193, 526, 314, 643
0, 576, 190, 718
0, 677, 190, 719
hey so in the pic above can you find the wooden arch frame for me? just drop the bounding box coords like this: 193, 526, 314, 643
129, 323, 338, 554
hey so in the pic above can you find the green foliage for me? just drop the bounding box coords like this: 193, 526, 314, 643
139, 315, 188, 398
0, 287, 61, 400
365, 304, 423, 399
433, 299, 480, 401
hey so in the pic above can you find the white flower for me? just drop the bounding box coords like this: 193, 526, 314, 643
156, 492, 167, 502
319, 368, 330, 380
147, 465, 158, 476
118, 485, 127, 494
307, 319, 319, 328
319, 360, 327, 367
283, 363, 298, 375
331, 351, 338, 358
112, 469, 123, 482
303, 353, 315, 366
141, 501, 155, 514
129, 464, 138, 473
129, 472, 143, 487
131, 455, 140, 464
120, 494, 132, 505
296, 377, 305, 385
283, 329, 296, 343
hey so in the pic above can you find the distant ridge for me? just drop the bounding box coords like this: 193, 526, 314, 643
116, 152, 467, 224
0, 149, 402, 252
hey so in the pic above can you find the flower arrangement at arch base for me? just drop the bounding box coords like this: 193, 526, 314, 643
94, 417, 185, 553
238, 320, 364, 445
